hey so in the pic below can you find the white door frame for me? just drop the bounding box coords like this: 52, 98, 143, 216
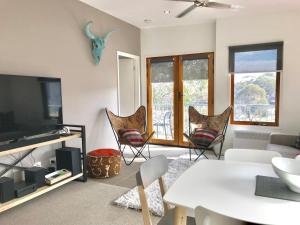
116, 51, 141, 115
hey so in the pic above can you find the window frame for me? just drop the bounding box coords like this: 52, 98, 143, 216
229, 42, 283, 126
146, 52, 214, 146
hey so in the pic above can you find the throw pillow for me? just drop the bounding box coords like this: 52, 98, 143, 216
119, 129, 144, 146
191, 128, 219, 147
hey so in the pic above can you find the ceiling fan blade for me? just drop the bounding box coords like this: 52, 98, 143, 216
176, 4, 197, 18
206, 2, 232, 9
167, 0, 194, 2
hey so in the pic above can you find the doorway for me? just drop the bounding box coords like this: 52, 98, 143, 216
117, 51, 140, 116
146, 53, 214, 146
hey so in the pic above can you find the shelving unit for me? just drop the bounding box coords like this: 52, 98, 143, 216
0, 173, 83, 213
0, 124, 87, 213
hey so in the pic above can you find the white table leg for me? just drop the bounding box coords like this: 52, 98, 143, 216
173, 206, 187, 225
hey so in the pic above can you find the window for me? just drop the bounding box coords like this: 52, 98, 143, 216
229, 42, 283, 126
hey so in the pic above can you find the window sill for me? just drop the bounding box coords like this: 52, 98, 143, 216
230, 121, 279, 127
230, 124, 282, 133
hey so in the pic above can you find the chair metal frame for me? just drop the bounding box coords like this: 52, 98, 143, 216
184, 106, 232, 161
105, 106, 155, 166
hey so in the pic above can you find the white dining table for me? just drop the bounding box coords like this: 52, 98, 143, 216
164, 160, 300, 225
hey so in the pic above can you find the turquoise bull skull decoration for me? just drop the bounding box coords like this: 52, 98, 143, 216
84, 21, 113, 64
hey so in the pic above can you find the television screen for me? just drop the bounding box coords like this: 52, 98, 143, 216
0, 74, 63, 142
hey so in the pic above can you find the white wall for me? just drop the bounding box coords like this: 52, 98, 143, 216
141, 12, 300, 149
215, 12, 300, 148
141, 22, 216, 105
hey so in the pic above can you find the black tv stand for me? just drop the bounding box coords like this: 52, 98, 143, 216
0, 124, 87, 213
0, 133, 60, 152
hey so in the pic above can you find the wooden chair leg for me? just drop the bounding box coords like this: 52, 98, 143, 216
138, 186, 153, 225
173, 206, 187, 225
158, 177, 170, 214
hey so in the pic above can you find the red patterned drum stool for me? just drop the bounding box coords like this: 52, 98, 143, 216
87, 149, 121, 178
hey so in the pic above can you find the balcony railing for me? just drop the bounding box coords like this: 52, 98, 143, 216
234, 104, 275, 122
152, 102, 208, 140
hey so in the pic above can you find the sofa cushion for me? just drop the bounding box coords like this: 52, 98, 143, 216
266, 144, 300, 158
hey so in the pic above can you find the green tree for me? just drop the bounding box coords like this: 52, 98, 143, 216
235, 84, 268, 104
253, 73, 276, 102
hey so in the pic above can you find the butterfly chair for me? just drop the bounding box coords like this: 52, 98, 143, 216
137, 155, 196, 225
106, 106, 155, 166
184, 106, 232, 161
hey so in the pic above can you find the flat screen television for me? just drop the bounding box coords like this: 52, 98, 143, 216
0, 74, 63, 143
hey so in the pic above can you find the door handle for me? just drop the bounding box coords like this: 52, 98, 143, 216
178, 92, 183, 99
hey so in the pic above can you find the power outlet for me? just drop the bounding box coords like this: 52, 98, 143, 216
33, 161, 42, 167
49, 157, 56, 165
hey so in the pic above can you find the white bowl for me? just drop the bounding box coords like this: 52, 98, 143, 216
272, 157, 300, 193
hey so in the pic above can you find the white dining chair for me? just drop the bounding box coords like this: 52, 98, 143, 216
136, 155, 196, 225
224, 148, 281, 164
195, 206, 247, 225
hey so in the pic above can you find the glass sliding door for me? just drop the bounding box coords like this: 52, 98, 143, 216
147, 53, 214, 146
147, 57, 177, 145
181, 54, 214, 145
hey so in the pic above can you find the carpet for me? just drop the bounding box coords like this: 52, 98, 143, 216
0, 180, 158, 225
113, 155, 196, 216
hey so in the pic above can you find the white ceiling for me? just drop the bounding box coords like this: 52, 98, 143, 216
80, 0, 300, 28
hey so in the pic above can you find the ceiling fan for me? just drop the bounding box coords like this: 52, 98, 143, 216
169, 0, 233, 18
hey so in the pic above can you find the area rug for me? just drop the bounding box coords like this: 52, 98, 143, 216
113, 155, 197, 216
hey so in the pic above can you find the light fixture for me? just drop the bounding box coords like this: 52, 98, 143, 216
164, 10, 170, 14
231, 5, 243, 10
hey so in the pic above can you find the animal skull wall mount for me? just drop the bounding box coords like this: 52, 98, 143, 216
84, 21, 113, 65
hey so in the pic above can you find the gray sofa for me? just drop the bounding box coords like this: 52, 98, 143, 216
267, 133, 300, 158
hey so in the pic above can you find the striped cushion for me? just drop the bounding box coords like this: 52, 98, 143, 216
191, 128, 219, 147
119, 129, 144, 146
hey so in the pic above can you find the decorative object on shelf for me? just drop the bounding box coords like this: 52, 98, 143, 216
87, 149, 121, 178
58, 126, 71, 136
84, 21, 113, 64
